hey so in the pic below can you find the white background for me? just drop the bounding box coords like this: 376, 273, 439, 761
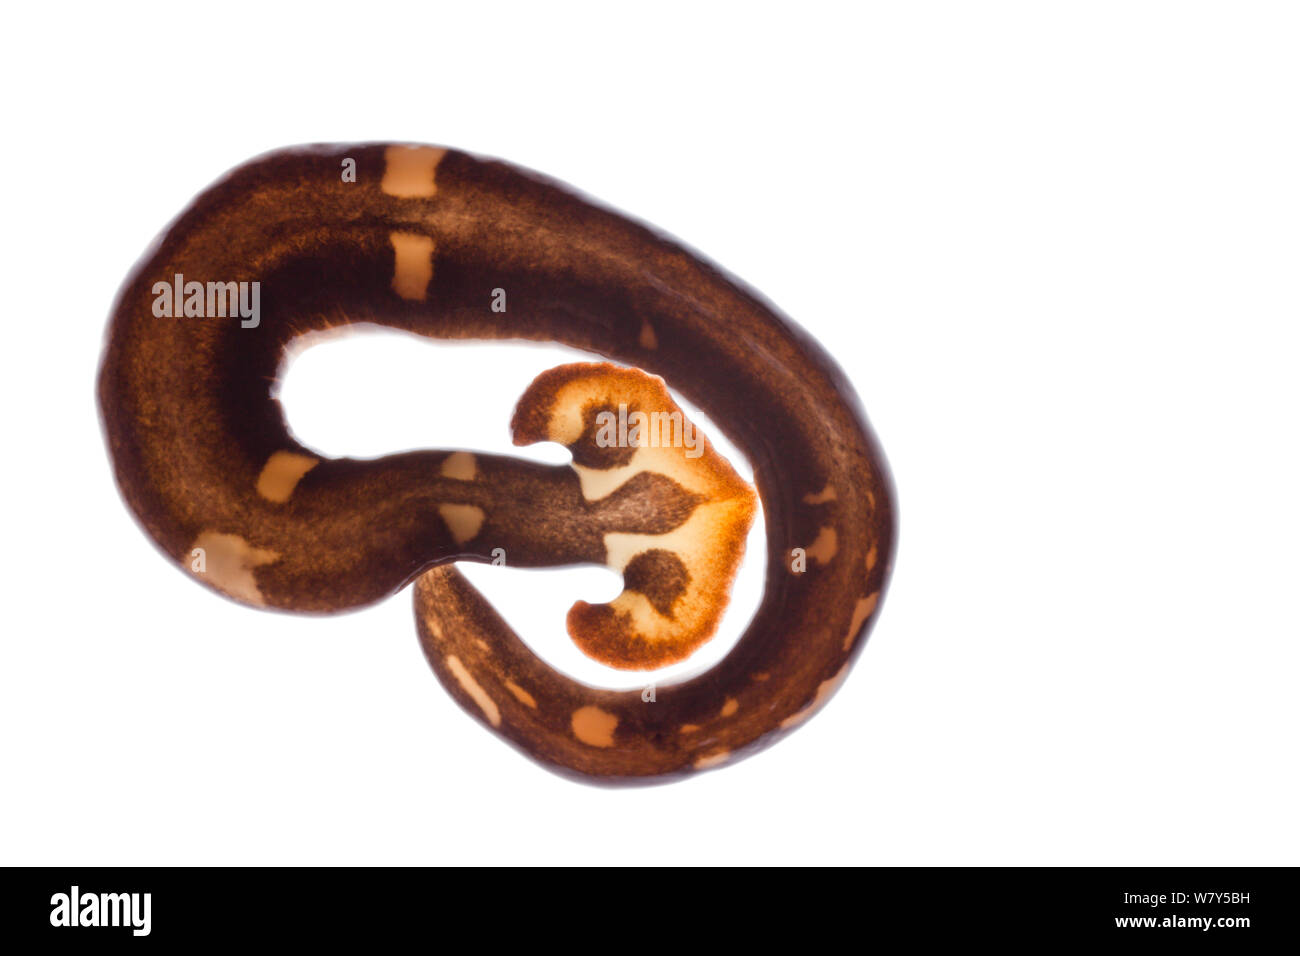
2, 2, 1297, 865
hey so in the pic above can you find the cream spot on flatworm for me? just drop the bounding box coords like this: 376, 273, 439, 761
843, 592, 881, 650
189, 531, 279, 606
720, 697, 739, 717
803, 483, 837, 504
440, 451, 477, 481
571, 705, 618, 747
255, 451, 318, 503
780, 663, 851, 730
639, 319, 658, 350
695, 750, 731, 770
390, 232, 435, 301
806, 526, 839, 564
504, 680, 537, 709
381, 145, 447, 198
679, 723, 700, 734
445, 655, 500, 727
438, 504, 485, 545
866, 543, 879, 572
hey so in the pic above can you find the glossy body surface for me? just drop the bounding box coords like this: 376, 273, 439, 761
98, 144, 896, 782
